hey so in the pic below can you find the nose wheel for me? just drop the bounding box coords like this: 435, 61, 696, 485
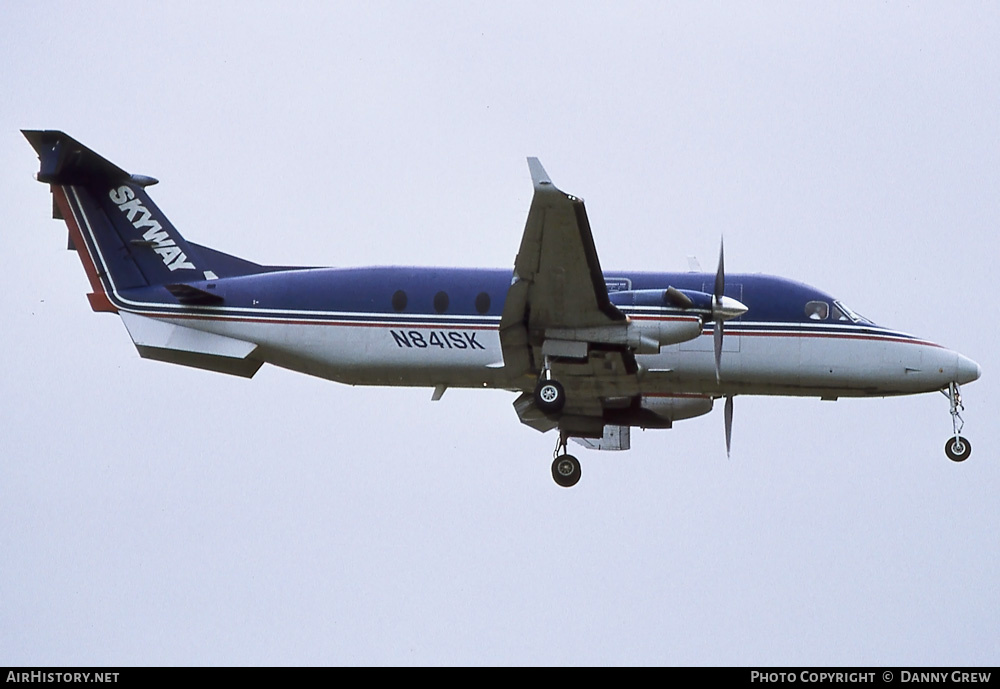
942, 382, 972, 463
551, 433, 581, 487
945, 436, 972, 462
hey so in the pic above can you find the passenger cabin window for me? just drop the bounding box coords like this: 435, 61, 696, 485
434, 291, 449, 314
475, 291, 491, 314
392, 290, 407, 312
805, 301, 829, 320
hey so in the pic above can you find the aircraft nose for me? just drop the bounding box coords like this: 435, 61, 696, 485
956, 353, 981, 385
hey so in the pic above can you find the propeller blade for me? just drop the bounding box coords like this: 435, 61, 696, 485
664, 286, 695, 309
714, 237, 725, 383
714, 320, 723, 383
714, 237, 725, 303
724, 395, 734, 457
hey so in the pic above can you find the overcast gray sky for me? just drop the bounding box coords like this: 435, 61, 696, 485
2, 2, 997, 665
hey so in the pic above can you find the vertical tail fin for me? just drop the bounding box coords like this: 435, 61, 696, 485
23, 130, 259, 312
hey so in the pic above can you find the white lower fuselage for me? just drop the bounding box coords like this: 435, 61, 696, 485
148, 310, 977, 399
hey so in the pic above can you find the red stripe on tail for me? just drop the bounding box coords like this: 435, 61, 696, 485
52, 185, 117, 313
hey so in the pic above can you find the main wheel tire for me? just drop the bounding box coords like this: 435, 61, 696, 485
551, 454, 581, 488
534, 380, 566, 414
945, 436, 972, 462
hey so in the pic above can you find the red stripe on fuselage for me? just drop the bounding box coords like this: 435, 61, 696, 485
717, 328, 943, 349
132, 310, 697, 330
156, 312, 498, 329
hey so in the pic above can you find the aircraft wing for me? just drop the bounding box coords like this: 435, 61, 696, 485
507, 159, 624, 328
500, 160, 638, 437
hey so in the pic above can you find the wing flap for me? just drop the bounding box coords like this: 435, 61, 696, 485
571, 425, 631, 451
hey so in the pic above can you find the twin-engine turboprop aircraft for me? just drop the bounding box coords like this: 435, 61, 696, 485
24, 131, 981, 487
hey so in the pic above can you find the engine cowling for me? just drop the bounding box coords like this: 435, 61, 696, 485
626, 317, 703, 353
544, 316, 703, 356
635, 395, 714, 428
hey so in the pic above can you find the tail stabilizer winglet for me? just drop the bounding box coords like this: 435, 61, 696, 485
23, 130, 130, 185
527, 157, 552, 188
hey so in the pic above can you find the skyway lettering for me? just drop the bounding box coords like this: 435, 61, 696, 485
391, 330, 485, 350
109, 185, 195, 271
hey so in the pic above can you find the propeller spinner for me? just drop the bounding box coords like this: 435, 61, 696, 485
711, 238, 748, 383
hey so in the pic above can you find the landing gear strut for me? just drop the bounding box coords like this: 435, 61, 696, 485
551, 432, 581, 488
942, 382, 972, 462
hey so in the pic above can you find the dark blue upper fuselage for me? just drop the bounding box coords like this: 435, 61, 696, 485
121, 266, 861, 328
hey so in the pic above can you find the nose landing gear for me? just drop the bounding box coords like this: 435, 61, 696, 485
942, 382, 972, 462
945, 436, 972, 463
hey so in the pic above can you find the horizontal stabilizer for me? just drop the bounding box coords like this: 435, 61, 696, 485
164, 284, 224, 305
23, 130, 129, 185
120, 312, 262, 378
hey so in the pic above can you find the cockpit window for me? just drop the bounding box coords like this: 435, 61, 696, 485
805, 301, 829, 320
832, 300, 873, 325
831, 302, 852, 322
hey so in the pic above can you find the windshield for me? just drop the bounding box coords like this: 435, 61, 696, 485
803, 299, 876, 325
832, 300, 874, 325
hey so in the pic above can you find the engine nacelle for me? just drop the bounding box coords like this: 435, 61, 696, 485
636, 395, 714, 428
610, 288, 748, 325
626, 317, 703, 353
544, 316, 702, 356
611, 288, 714, 310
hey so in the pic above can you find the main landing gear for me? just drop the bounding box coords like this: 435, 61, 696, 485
535, 360, 578, 486
534, 357, 566, 414
943, 382, 972, 462
551, 433, 581, 488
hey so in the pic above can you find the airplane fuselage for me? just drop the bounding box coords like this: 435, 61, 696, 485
114, 265, 979, 399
